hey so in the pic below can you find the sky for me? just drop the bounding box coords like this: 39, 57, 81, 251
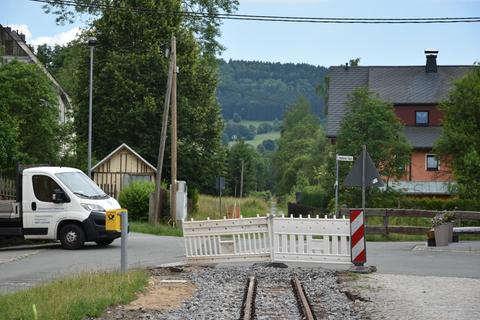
0, 0, 479, 67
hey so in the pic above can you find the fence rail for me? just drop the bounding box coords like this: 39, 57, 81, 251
339, 208, 480, 236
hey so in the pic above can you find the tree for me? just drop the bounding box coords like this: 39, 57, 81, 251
435, 67, 480, 199
349, 58, 361, 66
336, 88, 411, 185
43, 0, 238, 192
226, 140, 267, 196
0, 61, 62, 165
272, 97, 329, 194
42, 0, 238, 55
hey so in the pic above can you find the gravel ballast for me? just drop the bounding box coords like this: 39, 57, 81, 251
93, 264, 359, 320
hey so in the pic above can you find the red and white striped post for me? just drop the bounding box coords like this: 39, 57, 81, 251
350, 209, 366, 266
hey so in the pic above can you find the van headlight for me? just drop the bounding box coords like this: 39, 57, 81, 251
81, 203, 106, 212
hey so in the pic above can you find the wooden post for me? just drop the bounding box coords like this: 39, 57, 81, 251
170, 36, 177, 222
152, 36, 175, 225
383, 209, 389, 237
240, 159, 244, 198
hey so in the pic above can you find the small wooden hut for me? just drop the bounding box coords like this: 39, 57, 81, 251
91, 143, 156, 199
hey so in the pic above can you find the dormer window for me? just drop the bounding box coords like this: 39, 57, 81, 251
415, 111, 429, 126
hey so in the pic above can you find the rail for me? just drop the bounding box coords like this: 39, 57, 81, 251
240, 275, 317, 320
339, 208, 480, 236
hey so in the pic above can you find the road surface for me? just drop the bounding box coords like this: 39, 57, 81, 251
1, 235, 479, 294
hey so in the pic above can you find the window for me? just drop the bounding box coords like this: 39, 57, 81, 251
426, 154, 439, 171
415, 111, 429, 126
56, 171, 107, 199
32, 175, 62, 202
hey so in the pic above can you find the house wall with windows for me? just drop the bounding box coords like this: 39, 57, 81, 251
394, 105, 443, 126
326, 51, 473, 196
407, 150, 452, 181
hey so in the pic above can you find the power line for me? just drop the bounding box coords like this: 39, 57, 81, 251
30, 0, 480, 24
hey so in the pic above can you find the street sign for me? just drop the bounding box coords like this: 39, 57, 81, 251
216, 177, 225, 190
336, 155, 354, 161
106, 209, 122, 232
343, 150, 384, 187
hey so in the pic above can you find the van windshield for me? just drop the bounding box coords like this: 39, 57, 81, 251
55, 172, 109, 199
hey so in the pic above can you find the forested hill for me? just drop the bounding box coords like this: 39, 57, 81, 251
217, 59, 328, 121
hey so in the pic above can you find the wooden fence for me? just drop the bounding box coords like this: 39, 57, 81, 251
0, 175, 16, 200
339, 208, 480, 236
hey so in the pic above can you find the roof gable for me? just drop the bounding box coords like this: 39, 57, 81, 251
0, 24, 72, 106
326, 65, 475, 138
91, 143, 157, 172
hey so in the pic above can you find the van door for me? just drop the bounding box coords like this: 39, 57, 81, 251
22, 173, 67, 239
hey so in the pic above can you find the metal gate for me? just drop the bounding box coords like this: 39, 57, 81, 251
183, 214, 351, 265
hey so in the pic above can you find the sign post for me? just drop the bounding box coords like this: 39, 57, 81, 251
343, 146, 383, 271
216, 177, 225, 217
335, 154, 354, 216
106, 209, 128, 273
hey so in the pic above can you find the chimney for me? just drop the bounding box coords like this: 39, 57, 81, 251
425, 49, 438, 73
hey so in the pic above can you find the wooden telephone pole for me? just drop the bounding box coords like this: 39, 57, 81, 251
170, 37, 178, 222
152, 36, 176, 224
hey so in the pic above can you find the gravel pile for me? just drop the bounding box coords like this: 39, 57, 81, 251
92, 264, 360, 320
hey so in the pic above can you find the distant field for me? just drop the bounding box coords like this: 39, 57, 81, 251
234, 120, 280, 147
248, 131, 281, 147
239, 120, 275, 127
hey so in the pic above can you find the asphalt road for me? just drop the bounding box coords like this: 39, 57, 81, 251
1, 235, 480, 294
0, 233, 185, 293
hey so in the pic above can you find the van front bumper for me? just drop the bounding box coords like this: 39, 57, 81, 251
82, 211, 124, 242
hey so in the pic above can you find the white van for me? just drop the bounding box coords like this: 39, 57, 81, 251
0, 166, 121, 249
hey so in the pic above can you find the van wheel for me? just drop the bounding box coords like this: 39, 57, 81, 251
95, 239, 114, 246
60, 224, 85, 250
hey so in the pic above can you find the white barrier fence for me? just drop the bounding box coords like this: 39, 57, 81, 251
272, 215, 351, 264
183, 214, 351, 265
183, 216, 271, 264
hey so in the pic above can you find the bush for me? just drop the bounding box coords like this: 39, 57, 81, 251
298, 185, 329, 209
248, 190, 272, 202
118, 181, 155, 221
188, 186, 200, 213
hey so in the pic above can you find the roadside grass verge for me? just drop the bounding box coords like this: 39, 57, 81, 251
130, 221, 182, 237
0, 269, 148, 320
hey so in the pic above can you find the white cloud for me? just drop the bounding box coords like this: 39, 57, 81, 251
6, 24, 81, 47
5, 24, 32, 39
30, 27, 81, 47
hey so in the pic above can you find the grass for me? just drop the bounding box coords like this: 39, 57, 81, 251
239, 120, 275, 127
247, 131, 281, 147
0, 270, 148, 320
130, 221, 182, 237
128, 194, 269, 236
192, 194, 270, 220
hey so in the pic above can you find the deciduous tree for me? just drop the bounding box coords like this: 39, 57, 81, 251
336, 88, 411, 185
435, 67, 480, 199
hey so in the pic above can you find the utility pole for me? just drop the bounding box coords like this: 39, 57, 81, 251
170, 36, 178, 222
87, 37, 96, 178
240, 159, 244, 198
152, 36, 175, 224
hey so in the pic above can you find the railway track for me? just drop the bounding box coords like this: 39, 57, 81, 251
241, 274, 317, 320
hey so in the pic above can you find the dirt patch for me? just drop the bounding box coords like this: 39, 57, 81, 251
90, 267, 197, 320
126, 277, 195, 311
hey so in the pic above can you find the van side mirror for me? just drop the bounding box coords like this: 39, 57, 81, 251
52, 189, 70, 203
